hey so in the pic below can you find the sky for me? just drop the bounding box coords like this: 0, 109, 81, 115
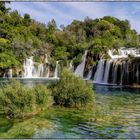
6, 2, 140, 33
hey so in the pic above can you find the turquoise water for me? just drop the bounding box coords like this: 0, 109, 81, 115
0, 79, 140, 138
32, 85, 140, 139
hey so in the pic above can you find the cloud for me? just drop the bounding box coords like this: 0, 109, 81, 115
6, 2, 140, 33
30, 2, 74, 21
63, 2, 110, 19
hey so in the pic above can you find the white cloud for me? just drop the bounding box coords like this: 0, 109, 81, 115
6, 2, 140, 33
31, 2, 74, 21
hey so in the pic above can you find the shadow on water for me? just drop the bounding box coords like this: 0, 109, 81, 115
0, 79, 140, 138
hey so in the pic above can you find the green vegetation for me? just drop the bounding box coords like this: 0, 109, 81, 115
0, 2, 140, 72
0, 117, 55, 138
0, 69, 95, 118
51, 69, 95, 107
0, 80, 53, 118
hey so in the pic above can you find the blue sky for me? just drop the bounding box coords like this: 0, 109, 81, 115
6, 2, 140, 33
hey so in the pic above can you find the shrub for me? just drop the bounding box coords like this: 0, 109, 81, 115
0, 80, 53, 118
51, 69, 95, 107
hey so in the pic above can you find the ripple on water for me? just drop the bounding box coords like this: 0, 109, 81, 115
1, 84, 140, 139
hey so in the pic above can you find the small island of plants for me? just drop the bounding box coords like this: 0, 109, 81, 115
0, 69, 95, 119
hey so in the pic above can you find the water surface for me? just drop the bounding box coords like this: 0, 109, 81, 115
0, 79, 140, 139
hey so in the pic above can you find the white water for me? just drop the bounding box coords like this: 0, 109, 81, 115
23, 57, 36, 78
93, 60, 105, 83
8, 69, 13, 78
23, 56, 59, 78
84, 69, 93, 80
75, 50, 88, 78
103, 60, 112, 83
69, 61, 74, 72
46, 65, 50, 78
108, 48, 140, 59
54, 61, 59, 78
92, 48, 140, 84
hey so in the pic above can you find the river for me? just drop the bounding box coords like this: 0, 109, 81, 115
0, 80, 140, 139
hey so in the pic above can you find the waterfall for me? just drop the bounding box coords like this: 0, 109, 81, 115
23, 57, 36, 78
3, 69, 13, 78
23, 56, 58, 78
75, 50, 88, 78
108, 50, 127, 59
113, 62, 118, 84
103, 60, 112, 83
92, 48, 140, 85
93, 58, 140, 85
93, 60, 105, 83
108, 48, 140, 59
46, 65, 50, 78
69, 61, 74, 72
136, 64, 139, 83
120, 62, 125, 85
54, 61, 59, 78
38, 64, 44, 77
3, 73, 6, 78
84, 69, 93, 80
8, 69, 13, 78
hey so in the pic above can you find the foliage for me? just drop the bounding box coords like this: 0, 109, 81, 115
0, 52, 19, 68
0, 80, 53, 118
51, 69, 95, 107
0, 117, 55, 138
0, 2, 140, 70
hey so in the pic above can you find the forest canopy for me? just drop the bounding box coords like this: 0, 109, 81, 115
0, 2, 140, 69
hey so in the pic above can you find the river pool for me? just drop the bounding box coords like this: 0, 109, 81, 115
0, 80, 140, 139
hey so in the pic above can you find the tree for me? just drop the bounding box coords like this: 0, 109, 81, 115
0, 2, 10, 13
23, 13, 31, 25
47, 19, 57, 33
0, 52, 19, 68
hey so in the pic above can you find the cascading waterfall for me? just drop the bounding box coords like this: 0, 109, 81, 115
2, 47, 140, 85
75, 50, 88, 78
108, 48, 140, 59
92, 48, 140, 85
94, 60, 105, 83
103, 60, 112, 83
54, 61, 59, 78
8, 69, 13, 78
84, 68, 93, 80
23, 57, 35, 78
3, 69, 13, 78
23, 56, 59, 78
46, 65, 50, 78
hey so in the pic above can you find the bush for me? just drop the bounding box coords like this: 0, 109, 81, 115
0, 80, 53, 118
51, 69, 95, 107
